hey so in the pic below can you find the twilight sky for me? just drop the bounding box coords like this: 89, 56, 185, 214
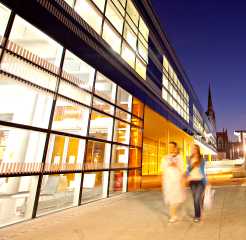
151, 0, 246, 139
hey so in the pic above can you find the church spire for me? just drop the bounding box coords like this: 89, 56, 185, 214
206, 82, 216, 130
207, 82, 214, 111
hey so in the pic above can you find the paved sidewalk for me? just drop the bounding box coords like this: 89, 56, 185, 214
0, 186, 246, 240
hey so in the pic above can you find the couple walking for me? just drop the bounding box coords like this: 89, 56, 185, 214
162, 142, 207, 223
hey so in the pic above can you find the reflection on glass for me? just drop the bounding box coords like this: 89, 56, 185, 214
89, 111, 114, 141
62, 50, 95, 91
131, 116, 143, 128
0, 176, 38, 227
0, 74, 54, 128
127, 169, 141, 192
94, 72, 116, 103
44, 135, 86, 172
132, 97, 144, 118
109, 170, 127, 195
111, 145, 129, 169
8, 15, 63, 66
114, 120, 130, 144
75, 0, 103, 34
0, 126, 46, 175
130, 127, 142, 147
0, 3, 11, 43
37, 173, 81, 215
128, 147, 141, 168
84, 141, 111, 170
115, 108, 131, 122
82, 171, 108, 203
52, 97, 90, 136
93, 97, 114, 115
117, 87, 132, 112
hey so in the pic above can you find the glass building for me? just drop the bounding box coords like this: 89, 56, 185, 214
0, 0, 216, 227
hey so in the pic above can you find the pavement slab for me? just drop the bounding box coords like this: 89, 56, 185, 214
0, 186, 245, 240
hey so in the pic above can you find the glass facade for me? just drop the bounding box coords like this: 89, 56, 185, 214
0, 6, 144, 227
0, 0, 217, 228
193, 105, 204, 134
73, 0, 149, 80
162, 56, 189, 122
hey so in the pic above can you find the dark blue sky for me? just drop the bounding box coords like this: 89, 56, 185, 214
151, 0, 246, 139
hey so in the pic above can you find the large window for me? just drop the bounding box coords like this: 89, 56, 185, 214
73, 0, 149, 80
0, 6, 144, 227
162, 55, 189, 122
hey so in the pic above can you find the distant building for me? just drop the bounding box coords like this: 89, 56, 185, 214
229, 141, 243, 160
216, 129, 230, 159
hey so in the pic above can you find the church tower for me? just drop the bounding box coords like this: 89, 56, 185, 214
205, 83, 216, 130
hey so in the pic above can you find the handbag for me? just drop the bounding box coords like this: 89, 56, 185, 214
203, 185, 215, 209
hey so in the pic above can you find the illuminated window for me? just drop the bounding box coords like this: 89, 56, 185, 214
136, 57, 146, 79
64, 0, 75, 7
0, 3, 10, 43
8, 16, 63, 66
102, 21, 122, 54
62, 50, 95, 91
162, 55, 189, 122
37, 173, 81, 215
105, 0, 124, 34
132, 97, 144, 119
127, 169, 141, 191
91, 0, 106, 12
109, 170, 127, 195
0, 74, 54, 128
121, 41, 135, 68
126, 0, 139, 25
115, 108, 131, 122
84, 141, 111, 170
58, 80, 92, 106
193, 105, 204, 134
114, 120, 130, 144
139, 17, 149, 41
89, 111, 114, 141
111, 145, 129, 168
95, 72, 117, 103
0, 176, 39, 226
123, 23, 137, 50
93, 97, 115, 115
52, 97, 90, 136
82, 171, 108, 203
117, 87, 132, 112
44, 134, 86, 172
75, 0, 103, 34
129, 148, 142, 168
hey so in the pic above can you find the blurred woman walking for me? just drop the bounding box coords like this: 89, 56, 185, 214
162, 142, 186, 223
